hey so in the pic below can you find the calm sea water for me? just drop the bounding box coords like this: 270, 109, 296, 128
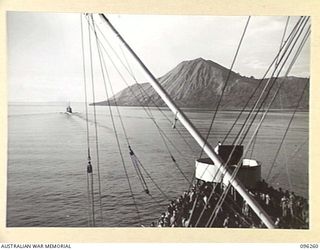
7, 102, 308, 227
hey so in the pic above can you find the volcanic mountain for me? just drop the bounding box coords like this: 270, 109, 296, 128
93, 58, 309, 110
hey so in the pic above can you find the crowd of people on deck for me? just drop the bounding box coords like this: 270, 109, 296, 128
253, 179, 309, 228
152, 179, 309, 229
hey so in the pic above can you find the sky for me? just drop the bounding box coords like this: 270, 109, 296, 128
7, 12, 310, 103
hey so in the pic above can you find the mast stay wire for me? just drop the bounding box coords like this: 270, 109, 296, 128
238, 17, 310, 146
102, 15, 308, 228
191, 16, 306, 196
129, 79, 195, 183
193, 17, 309, 227
115, 44, 193, 184
87, 17, 193, 185
92, 20, 196, 156
134, 154, 171, 200
266, 27, 310, 181
231, 16, 308, 147
190, 16, 251, 189
131, 151, 150, 194
249, 16, 291, 158
94, 13, 304, 228
285, 137, 308, 163
95, 17, 240, 188
195, 18, 307, 226
90, 16, 142, 225
96, 43, 152, 195
221, 16, 304, 144
208, 82, 307, 228
225, 17, 304, 145
90, 18, 174, 215
199, 16, 251, 158
97, 44, 172, 201
91, 17, 151, 196
248, 133, 257, 159
213, 21, 310, 220
80, 14, 95, 227
277, 17, 291, 67
208, 70, 309, 228
84, 16, 162, 197
91, 17, 166, 199
89, 15, 193, 159
274, 16, 292, 190
237, 17, 308, 145
237, 17, 308, 146
87, 15, 105, 226
194, 38, 293, 226
92, 17, 171, 218
206, 25, 310, 228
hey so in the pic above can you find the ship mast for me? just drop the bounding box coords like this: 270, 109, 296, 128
99, 13, 275, 229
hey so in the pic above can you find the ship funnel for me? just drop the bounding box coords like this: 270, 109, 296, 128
195, 145, 261, 188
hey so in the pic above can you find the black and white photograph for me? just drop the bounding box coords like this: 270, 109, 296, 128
7, 12, 310, 229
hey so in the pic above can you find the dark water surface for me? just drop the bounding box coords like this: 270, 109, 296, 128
7, 103, 308, 227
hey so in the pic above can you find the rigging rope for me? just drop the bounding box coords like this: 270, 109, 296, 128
243, 16, 293, 186
278, 88, 293, 190
238, 17, 306, 144
194, 17, 309, 227
95, 50, 170, 205
94, 31, 152, 196
266, 28, 310, 181
88, 21, 193, 185
92, 43, 190, 200
239, 17, 309, 146
192, 16, 258, 191
95, 21, 173, 222
233, 16, 308, 147
276, 17, 291, 67
91, 16, 142, 225
93, 21, 197, 156
87, 15, 104, 225
249, 16, 291, 159
87, 14, 308, 229
134, 154, 171, 200
116, 53, 193, 185
118, 42, 136, 82
194, 15, 292, 199
86, 168, 92, 226
117, 17, 250, 191
129, 146, 150, 194
88, 164, 95, 226
274, 16, 293, 190
207, 25, 310, 227
133, 82, 192, 184
89, 18, 172, 203
221, 16, 304, 144
80, 14, 95, 227
199, 16, 251, 158
218, 21, 309, 216
208, 81, 306, 227
192, 17, 301, 195
133, 80, 196, 155
128, 78, 195, 183
289, 138, 308, 160
248, 132, 257, 159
